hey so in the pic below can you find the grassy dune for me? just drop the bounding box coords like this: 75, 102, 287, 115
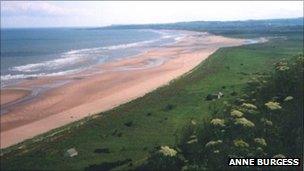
1, 30, 303, 170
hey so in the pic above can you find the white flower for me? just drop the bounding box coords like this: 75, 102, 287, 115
277, 66, 290, 71
230, 110, 244, 117
272, 154, 286, 158
205, 140, 223, 148
242, 103, 258, 110
275, 61, 289, 71
284, 96, 293, 101
159, 146, 177, 157
261, 118, 273, 126
235, 117, 255, 127
187, 138, 198, 144
191, 120, 197, 125
187, 135, 198, 144
256, 147, 263, 152
210, 118, 225, 127
213, 150, 220, 154
190, 135, 197, 139
265, 101, 282, 110
233, 139, 249, 148
254, 138, 267, 146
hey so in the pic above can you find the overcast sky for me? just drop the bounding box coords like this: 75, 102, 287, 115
1, 1, 303, 28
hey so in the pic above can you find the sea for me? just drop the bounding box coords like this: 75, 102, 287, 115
0, 28, 186, 87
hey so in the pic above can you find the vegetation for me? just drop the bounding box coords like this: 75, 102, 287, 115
1, 22, 303, 170
101, 17, 303, 38
139, 54, 303, 170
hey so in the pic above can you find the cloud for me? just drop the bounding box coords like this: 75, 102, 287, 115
1, 1, 303, 28
1, 1, 66, 16
1, 1, 70, 17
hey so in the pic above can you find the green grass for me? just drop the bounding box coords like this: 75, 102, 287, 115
1, 32, 303, 171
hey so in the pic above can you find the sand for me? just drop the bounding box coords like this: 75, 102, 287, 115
0, 32, 245, 148
1, 89, 31, 106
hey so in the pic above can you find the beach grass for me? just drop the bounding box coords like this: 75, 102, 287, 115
1, 30, 303, 170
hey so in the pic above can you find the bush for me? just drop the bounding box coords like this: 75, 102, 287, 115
139, 54, 303, 170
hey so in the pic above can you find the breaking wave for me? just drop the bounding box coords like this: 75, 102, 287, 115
2, 30, 186, 83
1, 69, 80, 81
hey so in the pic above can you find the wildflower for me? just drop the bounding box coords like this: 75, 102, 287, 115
261, 118, 273, 126
190, 135, 197, 139
230, 110, 244, 117
284, 96, 293, 101
237, 98, 245, 103
296, 56, 304, 64
235, 117, 255, 128
210, 118, 225, 127
159, 146, 177, 157
187, 135, 198, 144
187, 138, 198, 144
254, 138, 267, 147
265, 101, 282, 110
18, 145, 26, 150
256, 147, 263, 152
205, 140, 223, 148
233, 139, 249, 148
272, 154, 286, 158
213, 150, 220, 154
191, 120, 197, 125
275, 61, 288, 68
65, 148, 78, 157
242, 103, 258, 110
276, 66, 289, 71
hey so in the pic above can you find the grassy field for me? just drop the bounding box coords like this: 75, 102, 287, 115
1, 30, 303, 170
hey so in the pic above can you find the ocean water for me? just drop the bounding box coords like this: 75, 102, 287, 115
1, 28, 185, 87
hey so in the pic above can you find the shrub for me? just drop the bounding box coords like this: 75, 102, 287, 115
210, 119, 225, 127
230, 110, 244, 117
241, 103, 258, 110
265, 101, 282, 110
233, 139, 249, 148
234, 117, 255, 128
254, 138, 267, 147
140, 54, 303, 170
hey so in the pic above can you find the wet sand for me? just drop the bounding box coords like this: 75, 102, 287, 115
0, 32, 246, 148
1, 89, 31, 106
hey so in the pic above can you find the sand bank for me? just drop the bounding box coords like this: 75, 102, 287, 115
1, 89, 31, 106
0, 32, 245, 148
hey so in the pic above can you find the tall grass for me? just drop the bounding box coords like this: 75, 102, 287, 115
140, 54, 303, 170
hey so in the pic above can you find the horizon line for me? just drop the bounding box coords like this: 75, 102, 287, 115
1, 16, 303, 29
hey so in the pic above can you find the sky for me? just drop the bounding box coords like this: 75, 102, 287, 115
1, 1, 303, 28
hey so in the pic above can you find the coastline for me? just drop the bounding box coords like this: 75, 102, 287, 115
0, 32, 246, 149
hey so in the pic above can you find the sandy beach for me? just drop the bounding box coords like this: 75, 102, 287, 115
0, 32, 245, 148
1, 89, 31, 106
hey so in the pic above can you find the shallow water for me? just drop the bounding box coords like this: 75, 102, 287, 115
1, 28, 187, 87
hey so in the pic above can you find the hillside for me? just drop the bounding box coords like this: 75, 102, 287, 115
99, 18, 303, 38
139, 54, 303, 170
1, 21, 303, 170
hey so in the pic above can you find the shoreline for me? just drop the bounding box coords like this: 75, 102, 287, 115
0, 89, 31, 106
0, 32, 246, 149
